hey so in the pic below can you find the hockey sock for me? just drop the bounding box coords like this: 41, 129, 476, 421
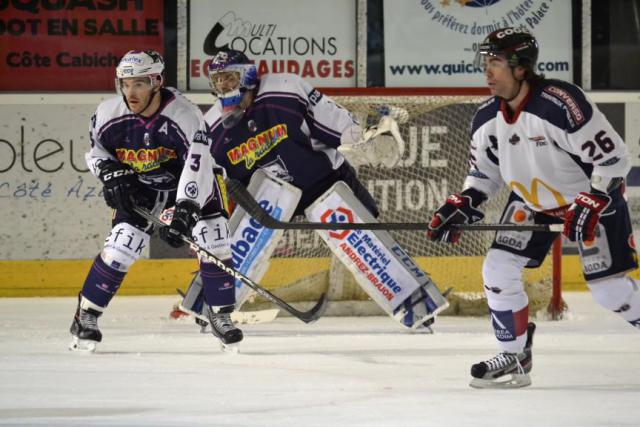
80, 255, 126, 308
589, 276, 640, 328
200, 259, 236, 307
488, 305, 529, 353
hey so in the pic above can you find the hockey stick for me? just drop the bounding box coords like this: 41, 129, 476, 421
226, 179, 563, 232
133, 206, 327, 324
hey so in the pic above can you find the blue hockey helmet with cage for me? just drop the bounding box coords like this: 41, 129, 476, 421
207, 50, 258, 95
207, 50, 258, 128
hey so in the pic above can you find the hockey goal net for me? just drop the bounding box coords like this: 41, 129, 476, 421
247, 88, 563, 318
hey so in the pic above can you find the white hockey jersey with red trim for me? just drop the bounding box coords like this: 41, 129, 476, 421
463, 79, 630, 211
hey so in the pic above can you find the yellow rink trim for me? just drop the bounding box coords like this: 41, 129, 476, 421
0, 258, 332, 297
1, 256, 637, 297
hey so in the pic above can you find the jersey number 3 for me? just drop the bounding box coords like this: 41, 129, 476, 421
581, 130, 614, 161
190, 154, 201, 171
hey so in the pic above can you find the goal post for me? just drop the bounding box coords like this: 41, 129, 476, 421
243, 87, 563, 318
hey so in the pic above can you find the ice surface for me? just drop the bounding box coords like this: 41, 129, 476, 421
1, 292, 639, 426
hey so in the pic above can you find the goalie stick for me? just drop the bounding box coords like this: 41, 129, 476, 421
133, 206, 327, 324
226, 179, 564, 232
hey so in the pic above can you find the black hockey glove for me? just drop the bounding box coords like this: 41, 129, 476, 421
98, 161, 139, 213
427, 188, 486, 243
160, 200, 201, 248
563, 190, 612, 242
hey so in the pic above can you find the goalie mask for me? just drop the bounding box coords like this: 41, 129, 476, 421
474, 27, 539, 72
208, 50, 258, 128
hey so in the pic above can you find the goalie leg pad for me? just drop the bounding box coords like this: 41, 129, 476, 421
180, 272, 206, 318
305, 181, 448, 329
227, 169, 300, 308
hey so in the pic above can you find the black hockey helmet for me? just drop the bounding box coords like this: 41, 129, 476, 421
474, 27, 539, 70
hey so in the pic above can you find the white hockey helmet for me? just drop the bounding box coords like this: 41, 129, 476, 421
115, 50, 165, 91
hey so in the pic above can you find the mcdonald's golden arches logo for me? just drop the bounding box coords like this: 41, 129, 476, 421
508, 178, 568, 209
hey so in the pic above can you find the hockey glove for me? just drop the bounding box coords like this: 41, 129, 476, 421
98, 161, 139, 213
427, 188, 486, 243
160, 200, 201, 248
563, 191, 612, 242
338, 114, 405, 168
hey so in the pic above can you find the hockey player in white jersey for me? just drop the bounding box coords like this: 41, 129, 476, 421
164, 50, 449, 331
69, 50, 241, 353
428, 28, 639, 388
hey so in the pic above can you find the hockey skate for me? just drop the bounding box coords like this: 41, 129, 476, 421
469, 322, 536, 389
207, 305, 243, 354
69, 294, 103, 353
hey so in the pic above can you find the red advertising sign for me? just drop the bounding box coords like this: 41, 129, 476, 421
0, 0, 164, 91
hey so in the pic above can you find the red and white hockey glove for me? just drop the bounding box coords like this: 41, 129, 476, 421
563, 191, 612, 241
427, 189, 486, 243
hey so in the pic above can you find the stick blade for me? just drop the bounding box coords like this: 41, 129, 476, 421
298, 293, 329, 324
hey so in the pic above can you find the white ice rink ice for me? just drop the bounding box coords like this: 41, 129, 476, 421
1, 292, 639, 427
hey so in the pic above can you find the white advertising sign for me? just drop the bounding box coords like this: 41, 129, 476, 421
384, 0, 573, 87
188, 0, 357, 89
0, 103, 111, 260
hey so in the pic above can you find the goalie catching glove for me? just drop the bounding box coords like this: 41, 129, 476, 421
338, 112, 405, 168
160, 200, 201, 248
427, 188, 486, 243
563, 190, 612, 242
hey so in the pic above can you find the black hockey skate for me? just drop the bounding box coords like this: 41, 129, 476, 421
208, 305, 243, 353
469, 322, 536, 389
69, 293, 103, 353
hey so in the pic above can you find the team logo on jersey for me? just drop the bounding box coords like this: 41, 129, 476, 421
247, 119, 258, 132
509, 178, 567, 210
185, 181, 199, 199
227, 124, 288, 169
508, 133, 520, 145
115, 147, 177, 172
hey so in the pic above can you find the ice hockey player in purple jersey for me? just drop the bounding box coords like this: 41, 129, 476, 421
69, 50, 241, 353
427, 28, 639, 388
167, 50, 449, 332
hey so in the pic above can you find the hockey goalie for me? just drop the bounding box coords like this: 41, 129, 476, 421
164, 49, 449, 331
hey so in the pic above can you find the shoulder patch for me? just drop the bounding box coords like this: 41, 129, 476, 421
543, 85, 586, 126
193, 130, 209, 145
307, 88, 323, 106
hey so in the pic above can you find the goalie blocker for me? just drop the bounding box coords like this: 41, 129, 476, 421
180, 170, 448, 328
